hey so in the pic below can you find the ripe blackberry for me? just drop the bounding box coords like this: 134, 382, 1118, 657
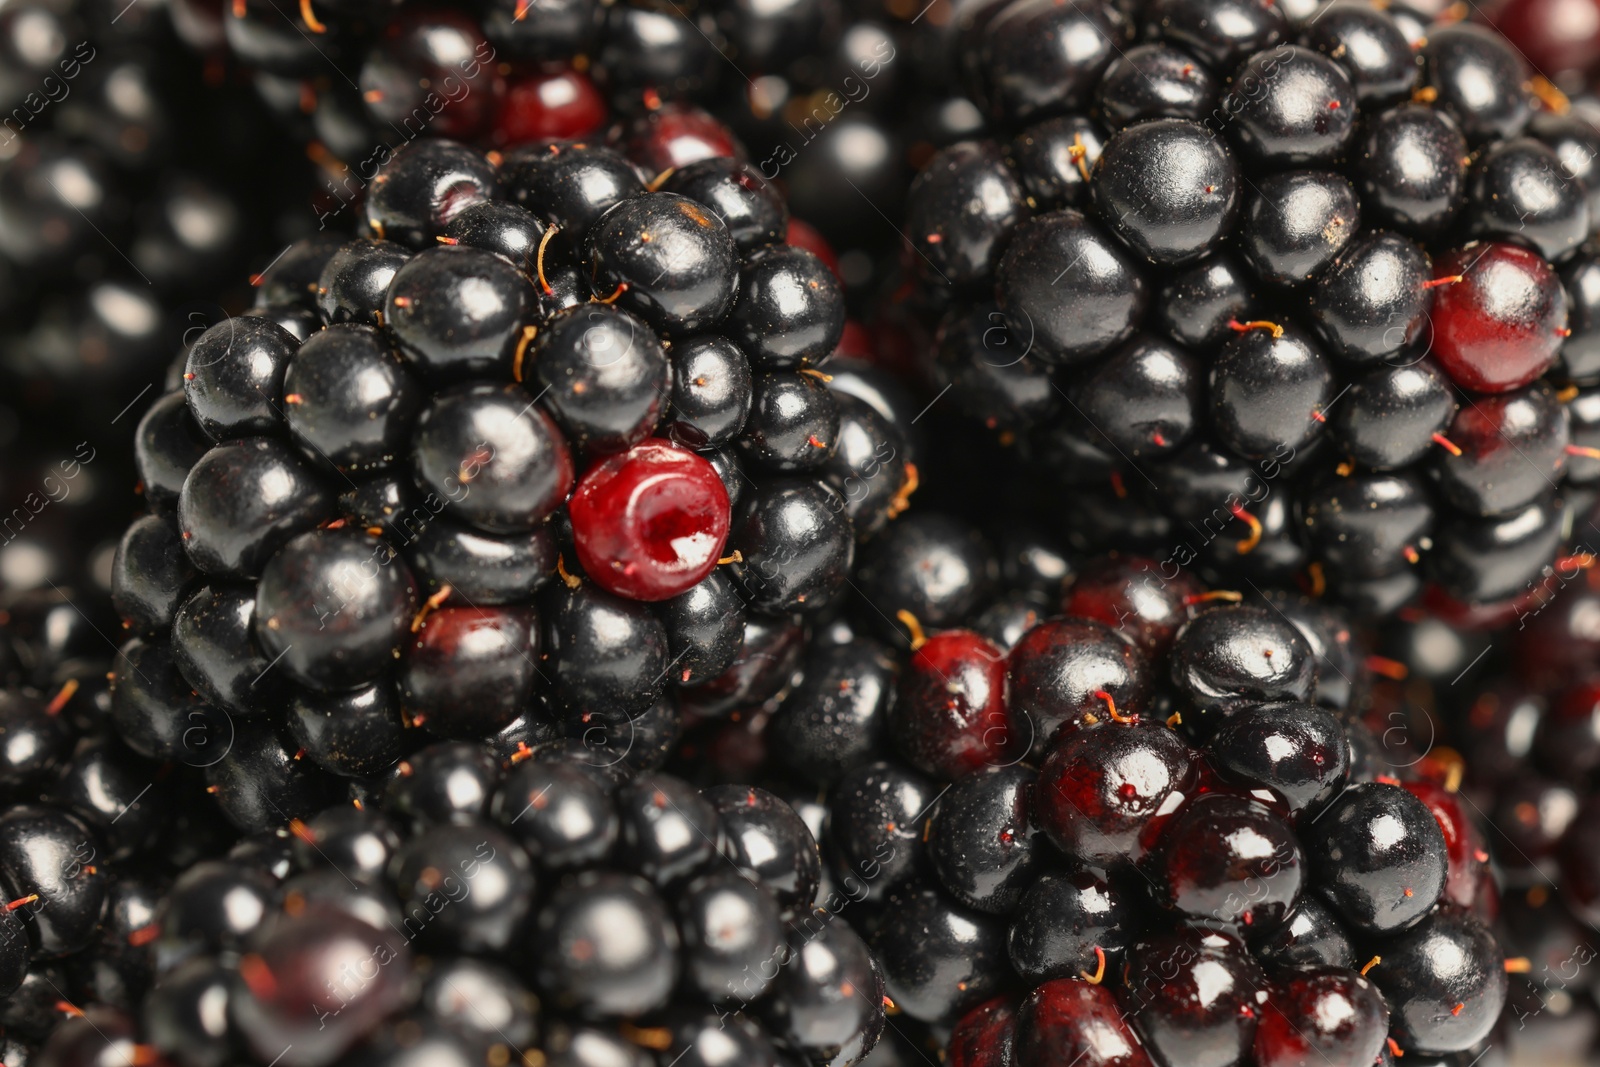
36, 743, 881, 1067
741, 518, 1522, 1065
100, 122, 926, 856
896, 0, 1592, 618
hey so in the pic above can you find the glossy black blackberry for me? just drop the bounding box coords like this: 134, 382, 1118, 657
996, 209, 1147, 364
442, 200, 548, 271
528, 305, 670, 455
170, 582, 280, 717
1121, 926, 1266, 1067
1239, 170, 1359, 286
678, 612, 804, 720
766, 639, 896, 784
653, 570, 746, 687
540, 579, 668, 718
1155, 252, 1260, 349
412, 381, 574, 531
703, 783, 821, 918
822, 393, 915, 544
385, 245, 539, 381
1006, 615, 1151, 749
59, 729, 883, 1060
1332, 359, 1457, 470
178, 438, 337, 579
254, 529, 417, 692
1467, 137, 1589, 262
363, 138, 500, 250
111, 513, 196, 635
1355, 103, 1470, 238
1070, 333, 1200, 460
1302, 469, 1435, 581
1171, 603, 1317, 714
1221, 46, 1357, 167
282, 324, 424, 473
1090, 117, 1241, 267
856, 512, 996, 637
1147, 0, 1285, 68
1206, 700, 1352, 818
1421, 23, 1531, 144
825, 759, 936, 904
1299, 1, 1416, 106
1095, 43, 1219, 128
1431, 493, 1568, 604
725, 245, 846, 370
871, 884, 1010, 1023
1251, 895, 1354, 971
1006, 865, 1141, 986
402, 606, 542, 739
582, 192, 740, 336
1210, 322, 1337, 460
1532, 113, 1600, 228
135, 391, 212, 511
973, 0, 1131, 125
1563, 244, 1600, 384
926, 765, 1047, 914
500, 142, 646, 240
736, 371, 839, 473
1370, 908, 1507, 1054
726, 478, 856, 615
318, 240, 411, 326
1307, 782, 1447, 934
183, 316, 299, 440
405, 519, 556, 606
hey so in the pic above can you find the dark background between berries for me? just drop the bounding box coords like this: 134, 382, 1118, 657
1, 0, 1600, 1066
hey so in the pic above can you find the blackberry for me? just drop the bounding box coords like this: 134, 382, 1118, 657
101, 125, 922, 805
742, 518, 1520, 1065
172, 0, 920, 300
896, 0, 1592, 618
44, 754, 880, 1067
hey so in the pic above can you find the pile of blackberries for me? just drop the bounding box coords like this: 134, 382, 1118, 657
187, 0, 837, 157
13, 0, 1600, 1066
0, 593, 886, 1067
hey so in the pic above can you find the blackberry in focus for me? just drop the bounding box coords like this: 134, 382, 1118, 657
894, 0, 1595, 618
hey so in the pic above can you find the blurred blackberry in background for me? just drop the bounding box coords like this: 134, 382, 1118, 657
165, 0, 931, 307
0, 569, 887, 1066
0, 0, 316, 598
